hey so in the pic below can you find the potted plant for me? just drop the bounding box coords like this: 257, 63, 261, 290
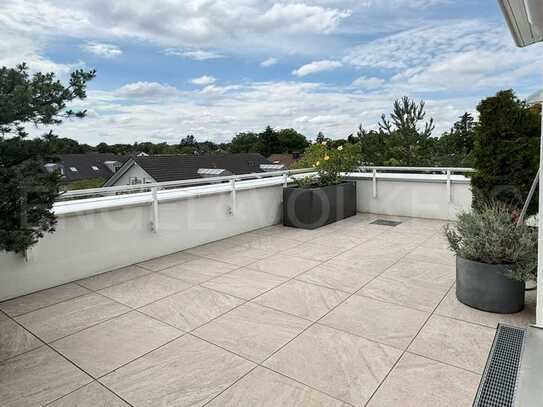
445, 203, 537, 313
283, 142, 360, 229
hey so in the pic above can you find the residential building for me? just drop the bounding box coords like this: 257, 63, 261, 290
104, 153, 272, 186
44, 153, 129, 187
268, 152, 302, 169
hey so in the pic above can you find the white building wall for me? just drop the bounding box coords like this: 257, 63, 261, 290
0, 185, 282, 301
0, 173, 473, 301
355, 178, 471, 220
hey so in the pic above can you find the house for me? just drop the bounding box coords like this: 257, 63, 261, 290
104, 153, 273, 186
44, 153, 130, 187
268, 152, 302, 169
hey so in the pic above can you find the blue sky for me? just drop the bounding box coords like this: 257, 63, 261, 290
1, 0, 542, 145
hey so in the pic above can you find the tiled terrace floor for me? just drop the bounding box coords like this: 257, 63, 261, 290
0, 213, 537, 407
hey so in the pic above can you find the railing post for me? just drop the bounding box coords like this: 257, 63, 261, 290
283, 173, 288, 187
151, 187, 159, 233
446, 170, 452, 203
230, 179, 237, 215
372, 169, 377, 198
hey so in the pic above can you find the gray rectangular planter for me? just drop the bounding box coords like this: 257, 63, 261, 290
283, 182, 356, 230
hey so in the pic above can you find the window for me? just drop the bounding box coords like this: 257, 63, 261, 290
91, 166, 99, 171
129, 177, 142, 185
69, 167, 78, 172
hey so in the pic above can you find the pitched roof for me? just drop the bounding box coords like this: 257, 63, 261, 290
268, 153, 302, 168
47, 153, 130, 183
108, 153, 271, 184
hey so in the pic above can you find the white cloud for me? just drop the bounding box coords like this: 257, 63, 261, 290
292, 60, 343, 77
164, 49, 224, 61
260, 57, 278, 67
344, 19, 543, 93
0, 1, 351, 53
0, 31, 78, 75
191, 75, 217, 86
352, 76, 385, 88
82, 41, 122, 58
114, 82, 178, 99
32, 79, 481, 146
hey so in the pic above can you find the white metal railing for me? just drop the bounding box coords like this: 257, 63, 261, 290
59, 168, 315, 200
355, 166, 474, 203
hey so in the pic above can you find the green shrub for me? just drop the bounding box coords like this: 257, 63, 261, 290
471, 90, 540, 214
445, 203, 537, 281
294, 142, 361, 187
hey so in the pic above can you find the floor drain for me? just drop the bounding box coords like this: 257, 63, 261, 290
370, 219, 402, 227
473, 324, 526, 407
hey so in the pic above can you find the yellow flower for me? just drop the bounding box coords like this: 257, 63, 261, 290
316, 161, 320, 166
324, 155, 330, 161
337, 145, 343, 151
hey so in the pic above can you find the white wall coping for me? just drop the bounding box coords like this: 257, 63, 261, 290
54, 170, 471, 217
345, 171, 470, 184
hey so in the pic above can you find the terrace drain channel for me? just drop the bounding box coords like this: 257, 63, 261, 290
473, 324, 526, 407
370, 219, 402, 227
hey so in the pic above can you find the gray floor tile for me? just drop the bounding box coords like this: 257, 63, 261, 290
138, 251, 197, 271
202, 268, 286, 300
296, 261, 383, 293
253, 280, 348, 321
98, 273, 192, 308
264, 324, 401, 406
0, 313, 41, 362
408, 315, 495, 374
77, 266, 152, 291
321, 295, 429, 349
48, 381, 129, 406
159, 258, 238, 284
366, 353, 480, 407
207, 367, 347, 406
0, 284, 90, 317
52, 312, 181, 377
140, 286, 244, 331
358, 260, 454, 312
436, 286, 536, 328
100, 335, 255, 407
248, 254, 320, 278
194, 303, 310, 362
0, 346, 92, 407
16, 293, 130, 342
282, 242, 347, 262
404, 246, 455, 266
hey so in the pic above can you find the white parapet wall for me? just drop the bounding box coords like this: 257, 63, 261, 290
0, 181, 284, 301
350, 172, 472, 220
0, 169, 473, 301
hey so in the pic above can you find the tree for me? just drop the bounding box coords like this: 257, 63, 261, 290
435, 113, 476, 167
180, 134, 196, 146
0, 63, 95, 254
471, 90, 540, 213
276, 128, 309, 152
357, 97, 436, 166
260, 125, 281, 157
229, 132, 262, 153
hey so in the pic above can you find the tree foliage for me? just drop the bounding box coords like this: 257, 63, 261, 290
228, 126, 308, 156
471, 90, 540, 214
0, 63, 95, 254
357, 96, 436, 166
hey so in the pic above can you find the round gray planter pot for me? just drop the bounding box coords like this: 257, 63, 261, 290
456, 256, 525, 314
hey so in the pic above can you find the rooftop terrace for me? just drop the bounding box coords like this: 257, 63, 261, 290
0, 213, 536, 407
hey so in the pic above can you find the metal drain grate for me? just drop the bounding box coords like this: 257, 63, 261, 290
473, 324, 526, 407
370, 219, 402, 227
